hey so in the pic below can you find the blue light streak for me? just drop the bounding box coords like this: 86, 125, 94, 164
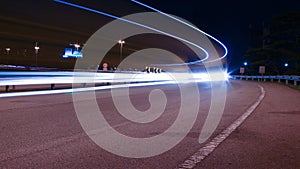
54, 0, 209, 64
131, 0, 228, 63
0, 81, 176, 98
0, 71, 230, 98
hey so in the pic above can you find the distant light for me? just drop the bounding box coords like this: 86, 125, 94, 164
74, 44, 80, 49
284, 63, 288, 67
244, 62, 248, 66
34, 42, 40, 54
5, 47, 11, 55
118, 40, 125, 44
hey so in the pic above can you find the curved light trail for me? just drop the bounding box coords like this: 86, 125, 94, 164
131, 0, 228, 64
54, 0, 210, 64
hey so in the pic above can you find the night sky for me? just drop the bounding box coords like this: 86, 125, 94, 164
1, 0, 299, 71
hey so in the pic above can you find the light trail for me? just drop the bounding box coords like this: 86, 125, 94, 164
0, 72, 169, 86
131, 0, 228, 64
0, 81, 176, 98
0, 71, 228, 86
53, 0, 210, 64
0, 71, 228, 98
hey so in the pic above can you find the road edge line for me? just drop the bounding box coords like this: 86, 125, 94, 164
178, 85, 265, 169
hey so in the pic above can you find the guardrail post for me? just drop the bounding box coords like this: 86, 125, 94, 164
285, 79, 289, 85
5, 85, 9, 92
294, 80, 298, 86
271, 79, 273, 82
51, 84, 55, 90
278, 79, 281, 83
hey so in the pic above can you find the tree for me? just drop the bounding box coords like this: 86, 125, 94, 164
245, 12, 300, 75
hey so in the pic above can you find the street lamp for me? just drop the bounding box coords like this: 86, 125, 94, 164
244, 62, 248, 66
74, 44, 80, 51
5, 47, 11, 55
284, 63, 288, 67
34, 42, 40, 66
118, 40, 125, 63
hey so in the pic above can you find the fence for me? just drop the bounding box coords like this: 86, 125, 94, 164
232, 75, 300, 86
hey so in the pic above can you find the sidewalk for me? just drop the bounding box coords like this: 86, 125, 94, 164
196, 82, 300, 169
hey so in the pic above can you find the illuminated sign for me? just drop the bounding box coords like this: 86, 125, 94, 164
102, 62, 108, 71
240, 67, 245, 74
259, 66, 265, 75
62, 44, 83, 58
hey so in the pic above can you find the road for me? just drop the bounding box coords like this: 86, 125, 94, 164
0, 80, 299, 168
196, 81, 300, 169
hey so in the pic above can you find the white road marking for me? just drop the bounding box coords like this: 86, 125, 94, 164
178, 85, 265, 169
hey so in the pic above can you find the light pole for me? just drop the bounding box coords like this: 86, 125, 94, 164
5, 47, 11, 55
118, 40, 125, 64
34, 42, 40, 67
5, 47, 11, 64
74, 44, 80, 51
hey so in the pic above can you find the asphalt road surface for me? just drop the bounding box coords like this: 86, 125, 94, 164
0, 80, 299, 168
196, 81, 300, 169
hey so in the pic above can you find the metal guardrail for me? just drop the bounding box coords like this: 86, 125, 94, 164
232, 75, 300, 86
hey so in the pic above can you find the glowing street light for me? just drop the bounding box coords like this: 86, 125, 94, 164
243, 62, 248, 66
284, 63, 288, 67
34, 42, 40, 66
74, 44, 80, 50
34, 46, 40, 52
5, 47, 11, 55
118, 40, 125, 63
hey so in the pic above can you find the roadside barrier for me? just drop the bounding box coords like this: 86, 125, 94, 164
232, 75, 300, 86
